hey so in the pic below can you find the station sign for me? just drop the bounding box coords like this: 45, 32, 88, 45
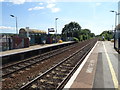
48, 28, 55, 32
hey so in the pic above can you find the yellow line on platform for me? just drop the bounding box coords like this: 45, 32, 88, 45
103, 42, 119, 90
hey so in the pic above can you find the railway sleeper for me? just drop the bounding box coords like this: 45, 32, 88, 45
37, 78, 64, 89
18, 64, 25, 67
12, 66, 20, 69
62, 63, 71, 66
7, 69, 14, 72
42, 81, 59, 88
50, 71, 67, 77
54, 74, 67, 78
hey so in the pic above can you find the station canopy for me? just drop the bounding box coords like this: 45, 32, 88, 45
19, 28, 46, 34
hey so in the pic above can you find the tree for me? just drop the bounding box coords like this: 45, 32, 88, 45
62, 22, 95, 41
80, 29, 93, 40
90, 33, 95, 38
62, 22, 81, 38
100, 30, 114, 41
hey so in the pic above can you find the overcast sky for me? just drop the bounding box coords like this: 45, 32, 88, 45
0, 0, 119, 35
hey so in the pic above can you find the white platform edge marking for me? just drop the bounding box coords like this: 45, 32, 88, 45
63, 41, 98, 89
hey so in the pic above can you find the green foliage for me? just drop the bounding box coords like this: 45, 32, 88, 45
61, 22, 95, 41
79, 29, 95, 40
56, 35, 61, 40
62, 22, 81, 38
100, 30, 114, 41
90, 33, 95, 38
73, 37, 79, 42
79, 35, 83, 41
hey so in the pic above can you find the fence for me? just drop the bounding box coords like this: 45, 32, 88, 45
0, 35, 29, 51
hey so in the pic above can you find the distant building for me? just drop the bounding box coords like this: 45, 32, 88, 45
118, 1, 120, 24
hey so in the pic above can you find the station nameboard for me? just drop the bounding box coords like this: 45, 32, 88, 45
48, 28, 55, 32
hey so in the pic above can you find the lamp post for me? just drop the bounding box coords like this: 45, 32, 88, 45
110, 10, 120, 48
10, 15, 18, 34
55, 18, 58, 43
110, 11, 118, 30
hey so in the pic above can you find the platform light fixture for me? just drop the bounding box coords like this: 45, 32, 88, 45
110, 10, 118, 30
10, 14, 18, 34
110, 10, 120, 48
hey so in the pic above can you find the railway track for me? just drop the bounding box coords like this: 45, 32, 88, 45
19, 39, 97, 89
2, 39, 97, 89
1, 41, 80, 78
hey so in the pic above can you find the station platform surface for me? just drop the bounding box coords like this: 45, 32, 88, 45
0, 41, 73, 57
64, 41, 119, 89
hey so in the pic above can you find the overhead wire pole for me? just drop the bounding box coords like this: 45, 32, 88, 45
55, 18, 58, 43
10, 15, 18, 34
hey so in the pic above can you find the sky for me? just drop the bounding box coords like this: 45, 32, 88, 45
0, 0, 119, 35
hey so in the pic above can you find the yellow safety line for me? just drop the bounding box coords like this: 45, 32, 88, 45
103, 42, 119, 90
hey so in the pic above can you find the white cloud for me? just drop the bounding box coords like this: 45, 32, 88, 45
0, 0, 57, 3
95, 3, 101, 6
51, 7, 60, 13
28, 6, 45, 11
46, 3, 55, 8
27, 2, 60, 13
3, 0, 60, 13
0, 0, 4, 2
46, 0, 56, 3
39, 2, 43, 5
9, 0, 26, 4
0, 26, 15, 30
46, 2, 60, 13
0, 0, 119, 3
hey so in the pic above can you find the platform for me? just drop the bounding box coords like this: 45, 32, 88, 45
64, 41, 119, 89
0, 41, 74, 57
1, 41, 75, 64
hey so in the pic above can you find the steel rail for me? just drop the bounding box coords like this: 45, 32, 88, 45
19, 40, 94, 90
56, 41, 96, 89
2, 42, 80, 78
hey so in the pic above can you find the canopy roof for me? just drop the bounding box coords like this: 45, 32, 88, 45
19, 28, 46, 34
